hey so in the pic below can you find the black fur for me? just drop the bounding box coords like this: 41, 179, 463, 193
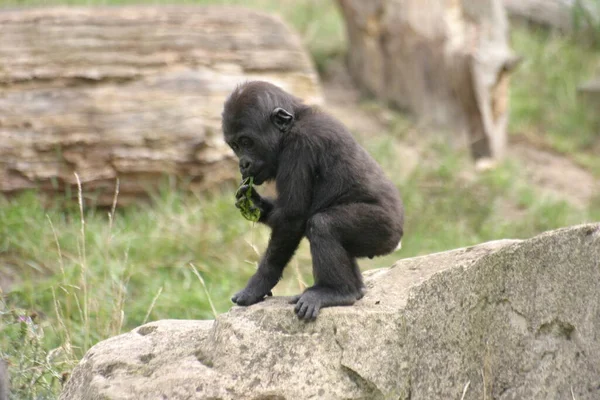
222, 81, 404, 320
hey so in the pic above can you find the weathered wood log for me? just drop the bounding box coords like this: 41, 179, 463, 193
503, 0, 599, 32
336, 0, 518, 161
0, 6, 322, 205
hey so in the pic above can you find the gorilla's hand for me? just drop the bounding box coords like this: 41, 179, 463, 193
235, 183, 262, 208
231, 286, 273, 306
235, 184, 273, 222
231, 266, 278, 306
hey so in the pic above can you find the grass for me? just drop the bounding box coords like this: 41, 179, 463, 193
0, 0, 599, 398
510, 25, 600, 174
572, 0, 600, 47
1, 133, 598, 400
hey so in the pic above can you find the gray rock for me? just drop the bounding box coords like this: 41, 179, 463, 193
61, 223, 600, 400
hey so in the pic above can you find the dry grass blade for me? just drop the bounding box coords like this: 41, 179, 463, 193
481, 368, 487, 400
108, 178, 120, 233
244, 238, 261, 257
190, 263, 218, 318
293, 259, 307, 292
46, 215, 65, 281
460, 380, 470, 400
142, 286, 163, 325
51, 287, 74, 362
74, 173, 86, 266
109, 275, 128, 337
74, 172, 90, 351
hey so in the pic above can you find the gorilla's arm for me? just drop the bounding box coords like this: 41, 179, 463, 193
231, 142, 314, 306
231, 212, 305, 305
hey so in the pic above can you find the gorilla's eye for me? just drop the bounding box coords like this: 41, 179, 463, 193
239, 137, 253, 148
230, 143, 240, 152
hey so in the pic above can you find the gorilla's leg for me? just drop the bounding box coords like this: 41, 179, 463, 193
292, 204, 402, 320
333, 202, 404, 259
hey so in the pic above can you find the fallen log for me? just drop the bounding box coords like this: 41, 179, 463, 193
0, 6, 322, 205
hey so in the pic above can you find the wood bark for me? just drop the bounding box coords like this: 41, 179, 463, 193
336, 0, 518, 161
0, 6, 322, 205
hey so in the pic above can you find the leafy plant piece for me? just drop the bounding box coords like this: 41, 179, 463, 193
236, 177, 261, 223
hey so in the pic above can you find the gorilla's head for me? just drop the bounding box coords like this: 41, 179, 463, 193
222, 81, 300, 185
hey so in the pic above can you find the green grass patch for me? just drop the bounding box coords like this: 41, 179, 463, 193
510, 25, 600, 171
572, 0, 600, 48
2, 129, 599, 400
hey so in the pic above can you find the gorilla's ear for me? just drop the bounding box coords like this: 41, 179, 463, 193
271, 107, 294, 132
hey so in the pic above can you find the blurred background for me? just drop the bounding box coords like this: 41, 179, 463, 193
0, 0, 598, 397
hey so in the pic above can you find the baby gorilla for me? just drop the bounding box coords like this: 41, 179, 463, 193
222, 81, 404, 320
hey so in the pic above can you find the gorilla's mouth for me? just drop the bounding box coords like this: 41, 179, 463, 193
251, 171, 267, 185
246, 169, 270, 186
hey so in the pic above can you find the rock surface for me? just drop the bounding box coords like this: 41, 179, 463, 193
0, 6, 322, 205
61, 223, 600, 399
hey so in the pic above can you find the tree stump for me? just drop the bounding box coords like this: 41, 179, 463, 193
336, 0, 518, 161
0, 6, 322, 205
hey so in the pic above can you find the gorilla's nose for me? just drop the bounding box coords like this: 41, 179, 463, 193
239, 157, 252, 172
